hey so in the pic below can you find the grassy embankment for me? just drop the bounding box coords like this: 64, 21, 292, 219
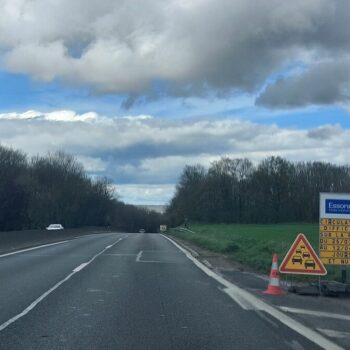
170, 223, 342, 281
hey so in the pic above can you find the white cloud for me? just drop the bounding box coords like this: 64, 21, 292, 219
0, 110, 98, 122
76, 155, 107, 172
115, 184, 175, 205
1, 110, 350, 202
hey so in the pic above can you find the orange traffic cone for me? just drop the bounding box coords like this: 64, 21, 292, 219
264, 254, 284, 295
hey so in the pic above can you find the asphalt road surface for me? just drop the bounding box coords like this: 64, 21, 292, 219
0, 233, 337, 349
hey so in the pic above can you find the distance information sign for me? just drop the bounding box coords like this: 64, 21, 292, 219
319, 193, 350, 265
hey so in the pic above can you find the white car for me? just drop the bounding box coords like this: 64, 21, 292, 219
139, 229, 146, 233
46, 224, 64, 230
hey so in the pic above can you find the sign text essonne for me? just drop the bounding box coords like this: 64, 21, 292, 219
325, 199, 350, 215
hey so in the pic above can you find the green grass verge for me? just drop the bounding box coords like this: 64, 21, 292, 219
169, 223, 343, 281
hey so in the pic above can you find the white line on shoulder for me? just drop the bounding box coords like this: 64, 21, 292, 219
279, 306, 350, 321
0, 240, 69, 258
161, 234, 344, 350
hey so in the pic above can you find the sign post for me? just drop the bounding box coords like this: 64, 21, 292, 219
319, 193, 350, 281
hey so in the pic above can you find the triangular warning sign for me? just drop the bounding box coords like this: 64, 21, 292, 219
279, 233, 327, 275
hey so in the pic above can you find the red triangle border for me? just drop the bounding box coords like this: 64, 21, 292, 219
279, 233, 327, 275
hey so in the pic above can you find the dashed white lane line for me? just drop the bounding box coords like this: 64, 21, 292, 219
317, 329, 350, 339
279, 306, 350, 322
162, 234, 344, 350
0, 240, 69, 258
0, 235, 128, 332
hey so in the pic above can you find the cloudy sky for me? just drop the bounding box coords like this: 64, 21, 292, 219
1, 0, 350, 204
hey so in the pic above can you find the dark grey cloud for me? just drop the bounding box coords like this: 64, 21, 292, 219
1, 1, 350, 108
257, 58, 350, 108
307, 124, 342, 140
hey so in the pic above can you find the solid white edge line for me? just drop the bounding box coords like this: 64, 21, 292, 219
161, 234, 344, 350
0, 235, 127, 332
0, 232, 122, 259
0, 240, 69, 258
222, 287, 258, 310
279, 306, 350, 322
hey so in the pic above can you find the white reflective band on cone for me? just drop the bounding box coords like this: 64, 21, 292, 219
270, 277, 280, 286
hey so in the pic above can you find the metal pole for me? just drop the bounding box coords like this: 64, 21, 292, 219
318, 276, 322, 296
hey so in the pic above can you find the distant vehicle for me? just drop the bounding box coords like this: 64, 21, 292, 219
292, 255, 302, 264
46, 224, 64, 230
139, 229, 146, 233
302, 252, 310, 258
304, 259, 316, 269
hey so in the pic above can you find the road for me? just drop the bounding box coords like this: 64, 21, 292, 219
0, 232, 338, 349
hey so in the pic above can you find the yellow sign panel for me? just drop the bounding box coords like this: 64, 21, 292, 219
321, 258, 350, 265
319, 218, 350, 265
320, 232, 350, 239
320, 218, 350, 225
320, 225, 350, 232
280, 233, 327, 275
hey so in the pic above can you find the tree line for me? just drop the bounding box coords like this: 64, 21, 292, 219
0, 145, 162, 232
166, 157, 350, 225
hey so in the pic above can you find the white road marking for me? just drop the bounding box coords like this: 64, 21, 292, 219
73, 263, 89, 272
0, 240, 69, 258
222, 287, 258, 310
0, 232, 123, 259
317, 329, 350, 339
202, 259, 212, 268
162, 234, 344, 350
279, 306, 350, 322
0, 235, 127, 332
103, 253, 137, 256
105, 245, 113, 249
185, 246, 199, 257
136, 250, 143, 262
